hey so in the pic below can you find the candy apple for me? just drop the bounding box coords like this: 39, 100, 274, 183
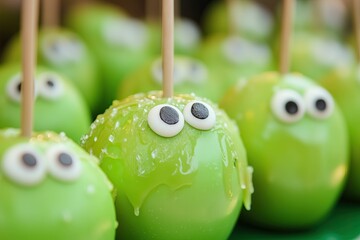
81, 92, 253, 239
0, 128, 117, 240
0, 64, 91, 142
220, 72, 348, 229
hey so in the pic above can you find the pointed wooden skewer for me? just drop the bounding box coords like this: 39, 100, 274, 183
279, 0, 295, 74
41, 0, 60, 28
21, 0, 39, 137
162, 0, 174, 98
353, 0, 360, 62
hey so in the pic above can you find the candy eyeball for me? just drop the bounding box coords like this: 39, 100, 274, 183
186, 60, 208, 84
222, 37, 270, 65
103, 17, 148, 49
1, 144, 46, 186
183, 101, 216, 130
305, 87, 334, 120
148, 104, 185, 137
152, 59, 186, 85
37, 72, 64, 100
271, 89, 305, 123
46, 144, 82, 182
175, 19, 201, 49
42, 35, 84, 64
6, 73, 38, 103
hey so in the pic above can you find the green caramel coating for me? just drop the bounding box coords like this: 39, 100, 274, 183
220, 72, 348, 229
0, 129, 116, 240
0, 64, 91, 142
319, 65, 360, 200
82, 92, 253, 239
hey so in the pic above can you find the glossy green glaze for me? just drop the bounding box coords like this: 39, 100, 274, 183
81, 92, 253, 239
0, 64, 91, 142
118, 56, 223, 102
290, 33, 355, 81
65, 3, 154, 110
220, 72, 349, 229
202, 0, 273, 42
319, 65, 360, 200
0, 129, 116, 240
197, 34, 274, 95
3, 28, 101, 113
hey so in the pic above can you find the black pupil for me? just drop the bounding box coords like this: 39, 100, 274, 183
315, 99, 327, 111
285, 101, 298, 115
160, 106, 179, 125
17, 82, 22, 93
22, 153, 37, 167
191, 103, 209, 120
46, 79, 55, 88
58, 153, 73, 167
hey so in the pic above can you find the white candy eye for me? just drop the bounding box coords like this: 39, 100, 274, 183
6, 74, 38, 103
38, 73, 64, 100
148, 104, 184, 137
42, 36, 83, 64
305, 87, 334, 119
183, 101, 216, 130
152, 60, 185, 85
1, 144, 46, 186
271, 90, 305, 123
46, 145, 82, 182
175, 19, 201, 49
187, 61, 208, 84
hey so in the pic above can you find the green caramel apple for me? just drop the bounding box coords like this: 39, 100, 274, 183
81, 92, 253, 239
203, 0, 274, 42
3, 28, 101, 113
0, 64, 91, 142
118, 56, 223, 102
0, 128, 117, 240
319, 65, 360, 200
197, 35, 274, 94
220, 72, 348, 229
290, 33, 355, 81
65, 3, 154, 110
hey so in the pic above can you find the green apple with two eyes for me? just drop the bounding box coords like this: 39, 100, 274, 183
289, 32, 355, 81
0, 64, 91, 142
0, 128, 117, 239
319, 65, 360, 200
220, 72, 348, 229
202, 0, 274, 42
197, 35, 274, 94
118, 56, 223, 102
3, 28, 101, 113
81, 91, 253, 239
65, 3, 155, 110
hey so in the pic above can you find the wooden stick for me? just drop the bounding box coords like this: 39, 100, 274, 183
226, 0, 237, 35
162, 0, 174, 98
21, 0, 39, 137
353, 0, 360, 62
279, 0, 295, 74
41, 0, 60, 27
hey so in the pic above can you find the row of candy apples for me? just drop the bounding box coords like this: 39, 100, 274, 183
0, 0, 359, 239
